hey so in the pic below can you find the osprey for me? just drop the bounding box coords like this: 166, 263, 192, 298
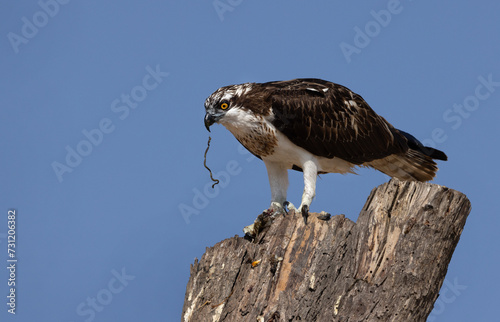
204, 78, 447, 218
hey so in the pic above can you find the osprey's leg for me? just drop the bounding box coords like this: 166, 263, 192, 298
264, 160, 289, 215
299, 160, 318, 224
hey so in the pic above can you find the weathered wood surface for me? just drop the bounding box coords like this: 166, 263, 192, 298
182, 179, 471, 322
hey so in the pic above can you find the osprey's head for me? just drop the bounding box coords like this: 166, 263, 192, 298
204, 83, 253, 131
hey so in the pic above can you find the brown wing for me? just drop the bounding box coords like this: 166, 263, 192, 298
265, 79, 409, 164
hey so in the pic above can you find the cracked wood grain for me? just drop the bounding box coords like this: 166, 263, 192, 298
182, 179, 471, 322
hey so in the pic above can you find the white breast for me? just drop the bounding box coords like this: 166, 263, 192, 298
220, 106, 357, 174
262, 122, 357, 175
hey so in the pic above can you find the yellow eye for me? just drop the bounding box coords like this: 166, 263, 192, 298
220, 102, 229, 110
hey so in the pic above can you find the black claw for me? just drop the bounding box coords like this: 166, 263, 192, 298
302, 205, 309, 224
283, 201, 290, 216
317, 212, 331, 221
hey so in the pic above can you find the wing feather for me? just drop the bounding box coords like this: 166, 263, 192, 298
266, 79, 408, 164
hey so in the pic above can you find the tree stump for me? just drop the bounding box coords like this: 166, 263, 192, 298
182, 179, 471, 321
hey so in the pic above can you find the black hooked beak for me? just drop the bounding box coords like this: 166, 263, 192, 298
204, 112, 215, 132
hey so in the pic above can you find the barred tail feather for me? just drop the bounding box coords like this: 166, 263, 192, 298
366, 149, 440, 182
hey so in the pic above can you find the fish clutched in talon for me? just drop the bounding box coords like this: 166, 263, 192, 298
203, 136, 219, 188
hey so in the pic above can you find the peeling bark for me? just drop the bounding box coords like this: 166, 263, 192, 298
182, 179, 471, 322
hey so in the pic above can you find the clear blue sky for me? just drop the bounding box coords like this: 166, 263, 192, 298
1, 1, 499, 321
